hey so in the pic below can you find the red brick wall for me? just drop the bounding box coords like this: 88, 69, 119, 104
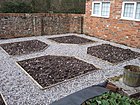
84, 0, 140, 48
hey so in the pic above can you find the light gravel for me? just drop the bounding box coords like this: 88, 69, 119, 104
0, 33, 140, 105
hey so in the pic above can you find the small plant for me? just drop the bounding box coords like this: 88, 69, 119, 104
108, 75, 123, 82
82, 92, 140, 105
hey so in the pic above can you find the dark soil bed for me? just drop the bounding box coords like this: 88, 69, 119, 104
0, 40, 48, 56
87, 44, 140, 63
48, 35, 95, 44
17, 55, 98, 88
0, 94, 6, 105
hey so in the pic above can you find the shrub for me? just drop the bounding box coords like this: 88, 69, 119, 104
0, 1, 32, 13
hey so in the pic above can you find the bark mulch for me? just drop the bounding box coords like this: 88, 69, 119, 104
0, 40, 48, 56
48, 35, 95, 44
0, 94, 6, 105
87, 44, 140, 64
17, 55, 98, 89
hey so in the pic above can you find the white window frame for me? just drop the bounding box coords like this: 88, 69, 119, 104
121, 2, 140, 21
91, 1, 111, 18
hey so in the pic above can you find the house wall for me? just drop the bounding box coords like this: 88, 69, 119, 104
84, 0, 140, 48
0, 13, 83, 38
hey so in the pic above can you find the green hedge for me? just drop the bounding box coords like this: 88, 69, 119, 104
0, 0, 85, 13
0, 1, 33, 13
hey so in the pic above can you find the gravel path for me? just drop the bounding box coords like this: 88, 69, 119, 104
0, 34, 140, 105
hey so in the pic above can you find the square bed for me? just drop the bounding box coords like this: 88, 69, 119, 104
17, 55, 98, 89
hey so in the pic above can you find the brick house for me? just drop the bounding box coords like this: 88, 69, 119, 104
83, 0, 140, 48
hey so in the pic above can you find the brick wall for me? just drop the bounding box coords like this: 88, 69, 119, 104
84, 0, 140, 48
0, 13, 83, 38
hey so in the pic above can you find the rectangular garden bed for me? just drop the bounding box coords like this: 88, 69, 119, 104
17, 55, 98, 89
87, 44, 140, 64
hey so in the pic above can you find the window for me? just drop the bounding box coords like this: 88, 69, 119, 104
93, 3, 100, 15
92, 1, 111, 18
136, 3, 140, 19
121, 2, 140, 21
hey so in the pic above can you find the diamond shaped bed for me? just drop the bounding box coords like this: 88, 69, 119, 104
48, 35, 95, 44
17, 55, 98, 89
0, 40, 48, 56
87, 44, 140, 64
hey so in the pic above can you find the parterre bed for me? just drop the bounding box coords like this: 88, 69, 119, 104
17, 55, 98, 89
87, 44, 140, 64
0, 40, 48, 56
48, 35, 95, 44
